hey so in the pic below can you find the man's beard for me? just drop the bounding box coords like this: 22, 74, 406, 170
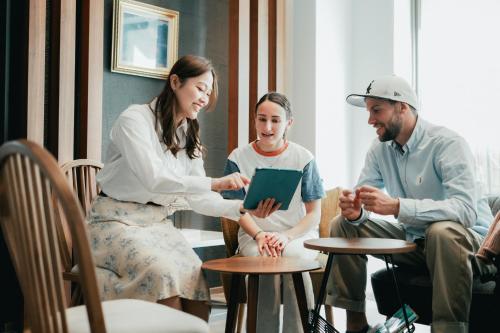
378, 116, 402, 142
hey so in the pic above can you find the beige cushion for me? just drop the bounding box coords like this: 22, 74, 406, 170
66, 299, 209, 333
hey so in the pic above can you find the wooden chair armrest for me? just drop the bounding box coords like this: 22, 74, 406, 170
63, 271, 79, 282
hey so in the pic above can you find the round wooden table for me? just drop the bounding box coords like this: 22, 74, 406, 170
304, 237, 416, 254
304, 238, 417, 333
202, 256, 320, 333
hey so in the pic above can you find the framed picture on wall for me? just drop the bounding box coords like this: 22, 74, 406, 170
111, 0, 179, 79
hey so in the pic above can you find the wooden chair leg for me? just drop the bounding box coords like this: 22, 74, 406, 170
236, 303, 246, 333
325, 304, 334, 325
64, 280, 72, 305
70, 284, 84, 306
226, 274, 242, 333
23, 303, 31, 332
247, 275, 259, 333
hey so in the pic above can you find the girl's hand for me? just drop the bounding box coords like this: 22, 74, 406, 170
267, 232, 290, 253
211, 172, 250, 191
255, 231, 278, 257
248, 198, 281, 218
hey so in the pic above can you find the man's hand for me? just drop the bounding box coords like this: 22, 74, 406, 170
248, 198, 281, 218
357, 185, 399, 216
339, 189, 362, 221
211, 172, 250, 192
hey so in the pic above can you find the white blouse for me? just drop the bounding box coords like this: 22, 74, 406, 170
97, 102, 242, 220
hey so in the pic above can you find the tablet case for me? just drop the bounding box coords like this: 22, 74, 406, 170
243, 167, 303, 210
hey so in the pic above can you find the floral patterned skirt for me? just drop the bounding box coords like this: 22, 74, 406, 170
86, 195, 209, 302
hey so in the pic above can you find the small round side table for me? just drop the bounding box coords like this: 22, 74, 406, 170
202, 256, 320, 333
304, 237, 417, 333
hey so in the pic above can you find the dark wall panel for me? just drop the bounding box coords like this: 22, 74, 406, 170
1, 2, 29, 330
0, 0, 7, 143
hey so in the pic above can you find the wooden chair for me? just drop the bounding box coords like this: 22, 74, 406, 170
220, 187, 341, 331
60, 159, 103, 215
59, 159, 103, 306
0, 139, 209, 333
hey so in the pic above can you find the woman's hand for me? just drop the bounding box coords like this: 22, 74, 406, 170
211, 172, 250, 192
248, 198, 281, 218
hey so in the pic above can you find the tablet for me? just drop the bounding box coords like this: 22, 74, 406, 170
243, 167, 303, 210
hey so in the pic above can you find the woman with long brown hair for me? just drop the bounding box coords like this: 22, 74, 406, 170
87, 55, 271, 321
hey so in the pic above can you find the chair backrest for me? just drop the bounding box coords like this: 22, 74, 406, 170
221, 216, 240, 257
0, 140, 106, 333
59, 159, 103, 304
220, 187, 342, 257
319, 187, 341, 238
60, 159, 103, 215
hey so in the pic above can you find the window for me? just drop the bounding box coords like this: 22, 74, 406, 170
393, 0, 414, 86
415, 0, 500, 194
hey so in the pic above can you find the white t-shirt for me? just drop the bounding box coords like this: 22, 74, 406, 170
97, 102, 242, 220
223, 141, 325, 248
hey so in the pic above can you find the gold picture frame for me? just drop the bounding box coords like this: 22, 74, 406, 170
111, 0, 179, 79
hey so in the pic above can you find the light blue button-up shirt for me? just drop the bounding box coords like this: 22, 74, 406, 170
351, 117, 492, 241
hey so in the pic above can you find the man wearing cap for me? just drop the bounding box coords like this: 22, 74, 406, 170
326, 75, 493, 333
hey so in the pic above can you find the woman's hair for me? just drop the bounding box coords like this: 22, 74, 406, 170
154, 55, 218, 159
255, 92, 292, 120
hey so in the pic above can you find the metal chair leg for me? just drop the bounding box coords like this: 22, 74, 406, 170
325, 304, 334, 325
236, 303, 245, 333
383, 254, 415, 333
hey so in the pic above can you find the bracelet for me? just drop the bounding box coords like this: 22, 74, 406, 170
252, 230, 263, 240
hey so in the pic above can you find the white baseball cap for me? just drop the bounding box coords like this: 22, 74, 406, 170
346, 75, 419, 110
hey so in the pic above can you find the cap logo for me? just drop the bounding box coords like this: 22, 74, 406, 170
394, 91, 401, 96
366, 80, 374, 94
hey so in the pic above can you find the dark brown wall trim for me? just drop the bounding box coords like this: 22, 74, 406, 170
268, 0, 277, 92
78, 0, 103, 160
48, 0, 76, 163
248, 0, 258, 143
228, 0, 239, 153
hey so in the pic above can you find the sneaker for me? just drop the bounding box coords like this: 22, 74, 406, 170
370, 304, 418, 333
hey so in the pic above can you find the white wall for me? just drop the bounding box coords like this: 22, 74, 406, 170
284, 0, 395, 189
283, 0, 317, 154
347, 0, 394, 186
315, 0, 351, 189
